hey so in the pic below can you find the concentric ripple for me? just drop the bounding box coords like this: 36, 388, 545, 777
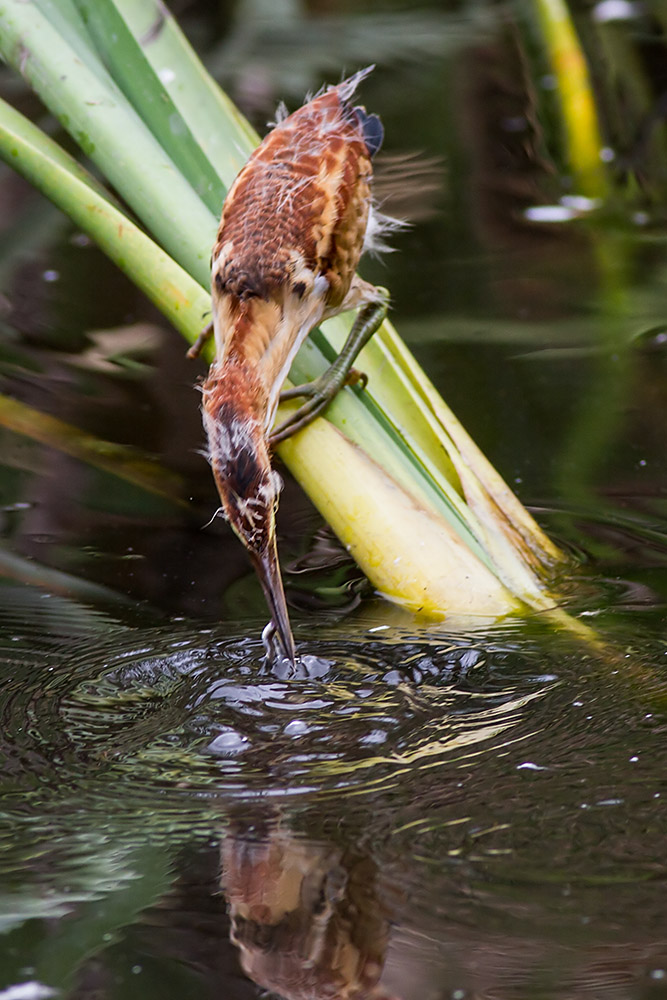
0, 589, 561, 813
62, 630, 554, 796
1, 584, 667, 933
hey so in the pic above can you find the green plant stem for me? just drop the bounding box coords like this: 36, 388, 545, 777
0, 0, 217, 283
105, 0, 258, 176
73, 0, 227, 214
0, 96, 211, 345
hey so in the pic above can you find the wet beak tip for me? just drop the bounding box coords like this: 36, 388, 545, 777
252, 548, 296, 664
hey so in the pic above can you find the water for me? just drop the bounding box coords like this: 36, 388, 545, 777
0, 591, 665, 997
1, 0, 667, 997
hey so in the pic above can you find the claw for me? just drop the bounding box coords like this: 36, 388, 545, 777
344, 367, 368, 389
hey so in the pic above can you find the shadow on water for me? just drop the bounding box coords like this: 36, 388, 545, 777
2, 0, 667, 997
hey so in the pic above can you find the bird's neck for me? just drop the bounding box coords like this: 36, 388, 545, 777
214, 294, 322, 429
202, 356, 267, 431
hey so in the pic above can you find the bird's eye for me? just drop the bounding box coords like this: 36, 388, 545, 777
353, 106, 384, 158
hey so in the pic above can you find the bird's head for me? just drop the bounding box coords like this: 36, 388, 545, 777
202, 362, 295, 665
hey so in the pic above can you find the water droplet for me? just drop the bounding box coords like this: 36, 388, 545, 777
561, 194, 601, 212
501, 116, 527, 133
169, 113, 186, 137
284, 719, 309, 737
360, 729, 388, 745
383, 670, 401, 686
206, 729, 249, 755
70, 232, 91, 248
0, 985, 57, 1000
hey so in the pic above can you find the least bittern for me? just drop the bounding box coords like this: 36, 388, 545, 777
191, 68, 391, 665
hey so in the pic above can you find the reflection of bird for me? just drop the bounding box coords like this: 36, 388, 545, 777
221, 825, 399, 1000
191, 67, 391, 664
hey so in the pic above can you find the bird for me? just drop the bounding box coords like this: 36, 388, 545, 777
190, 67, 392, 666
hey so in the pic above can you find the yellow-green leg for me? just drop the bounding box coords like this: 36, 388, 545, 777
269, 288, 389, 446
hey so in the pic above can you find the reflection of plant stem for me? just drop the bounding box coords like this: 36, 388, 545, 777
531, 0, 609, 199
555, 348, 634, 509
528, 0, 639, 515
33, 845, 174, 992
0, 546, 134, 606
555, 233, 634, 513
0, 393, 186, 505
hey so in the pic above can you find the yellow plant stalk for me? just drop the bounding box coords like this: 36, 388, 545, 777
277, 405, 518, 618
318, 317, 565, 607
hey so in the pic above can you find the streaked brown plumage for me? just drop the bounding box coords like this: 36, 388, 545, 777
198, 68, 389, 665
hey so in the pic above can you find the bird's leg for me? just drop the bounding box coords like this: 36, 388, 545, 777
269, 287, 389, 446
186, 319, 213, 360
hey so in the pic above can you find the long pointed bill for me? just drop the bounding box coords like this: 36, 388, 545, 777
250, 538, 296, 665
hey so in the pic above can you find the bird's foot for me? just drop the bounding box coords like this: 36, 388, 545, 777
268, 290, 388, 446
269, 373, 344, 445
